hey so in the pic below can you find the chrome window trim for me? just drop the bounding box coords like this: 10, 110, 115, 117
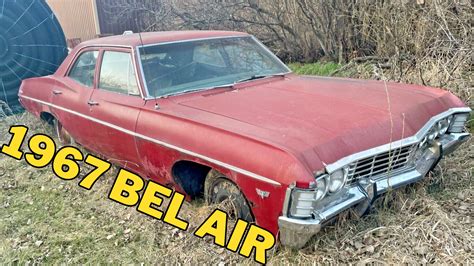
135, 47, 151, 99
135, 35, 292, 99
82, 44, 134, 49
250, 35, 291, 73
326, 107, 472, 173
128, 45, 146, 99
98, 50, 145, 99
65, 49, 100, 88
137, 35, 250, 48
70, 44, 146, 99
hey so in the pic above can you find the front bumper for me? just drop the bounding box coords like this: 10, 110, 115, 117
278, 132, 470, 248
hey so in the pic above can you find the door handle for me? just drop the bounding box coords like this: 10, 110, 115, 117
87, 100, 99, 106
52, 90, 62, 95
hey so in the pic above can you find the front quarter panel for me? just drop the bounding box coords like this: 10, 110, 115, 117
134, 100, 309, 234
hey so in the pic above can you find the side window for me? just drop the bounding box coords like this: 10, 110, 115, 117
68, 51, 99, 87
99, 51, 140, 96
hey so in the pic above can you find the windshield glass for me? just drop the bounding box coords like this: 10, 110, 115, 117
138, 36, 290, 97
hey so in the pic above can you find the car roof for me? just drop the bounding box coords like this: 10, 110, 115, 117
78, 30, 250, 48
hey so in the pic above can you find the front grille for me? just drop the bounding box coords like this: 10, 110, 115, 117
347, 144, 417, 183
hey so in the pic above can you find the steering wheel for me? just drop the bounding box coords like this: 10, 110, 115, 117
147, 61, 197, 86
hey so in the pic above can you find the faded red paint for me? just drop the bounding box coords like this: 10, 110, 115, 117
18, 31, 468, 236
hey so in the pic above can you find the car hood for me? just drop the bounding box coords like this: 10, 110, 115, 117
171, 75, 465, 172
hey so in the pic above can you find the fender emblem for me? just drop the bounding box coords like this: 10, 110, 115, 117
256, 188, 270, 199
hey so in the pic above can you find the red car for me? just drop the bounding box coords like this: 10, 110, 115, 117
18, 31, 471, 248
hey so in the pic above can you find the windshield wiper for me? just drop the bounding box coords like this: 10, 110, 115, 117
209, 73, 287, 91
160, 73, 288, 98
162, 84, 234, 98
235, 73, 287, 84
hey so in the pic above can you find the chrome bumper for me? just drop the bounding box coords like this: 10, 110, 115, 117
439, 132, 470, 155
278, 132, 470, 248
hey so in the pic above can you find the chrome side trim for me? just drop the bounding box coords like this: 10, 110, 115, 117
326, 107, 472, 173
20, 95, 281, 186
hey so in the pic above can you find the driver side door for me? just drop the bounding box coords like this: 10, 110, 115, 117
86, 48, 144, 172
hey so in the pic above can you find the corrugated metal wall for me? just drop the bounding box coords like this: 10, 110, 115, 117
46, 0, 100, 44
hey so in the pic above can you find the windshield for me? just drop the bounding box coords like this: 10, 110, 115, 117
138, 36, 290, 97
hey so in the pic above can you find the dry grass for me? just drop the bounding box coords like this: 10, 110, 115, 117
0, 103, 472, 264
0, 113, 245, 264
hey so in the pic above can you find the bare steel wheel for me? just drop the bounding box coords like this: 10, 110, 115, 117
204, 170, 254, 222
54, 119, 74, 145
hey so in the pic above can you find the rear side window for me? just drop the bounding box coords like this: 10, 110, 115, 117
99, 51, 140, 96
68, 51, 98, 87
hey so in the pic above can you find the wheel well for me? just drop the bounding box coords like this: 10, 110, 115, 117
172, 161, 212, 199
204, 170, 255, 221
40, 112, 55, 125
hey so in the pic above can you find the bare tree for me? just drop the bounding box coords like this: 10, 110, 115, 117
102, 0, 472, 101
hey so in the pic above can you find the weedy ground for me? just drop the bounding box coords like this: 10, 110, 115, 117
288, 62, 342, 77
0, 64, 473, 264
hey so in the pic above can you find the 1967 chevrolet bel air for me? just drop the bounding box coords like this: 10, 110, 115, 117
18, 31, 471, 248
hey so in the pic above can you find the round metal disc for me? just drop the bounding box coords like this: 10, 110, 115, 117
0, 0, 67, 113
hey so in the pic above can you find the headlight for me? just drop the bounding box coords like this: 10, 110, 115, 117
448, 113, 469, 133
423, 116, 453, 143
315, 175, 329, 201
328, 168, 347, 193
437, 116, 451, 135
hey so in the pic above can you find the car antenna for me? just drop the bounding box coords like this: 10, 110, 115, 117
136, 26, 160, 110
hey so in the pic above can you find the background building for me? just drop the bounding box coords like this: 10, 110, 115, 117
46, 0, 142, 47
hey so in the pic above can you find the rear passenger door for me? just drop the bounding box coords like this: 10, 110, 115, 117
87, 48, 144, 172
52, 49, 98, 148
